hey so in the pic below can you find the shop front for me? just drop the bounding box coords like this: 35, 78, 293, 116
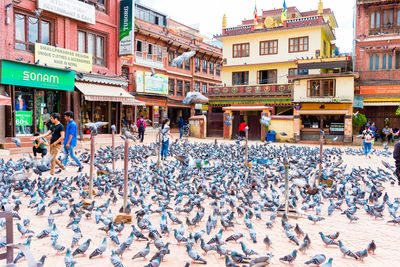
0, 60, 75, 137
135, 96, 167, 128
293, 103, 353, 143
167, 99, 193, 129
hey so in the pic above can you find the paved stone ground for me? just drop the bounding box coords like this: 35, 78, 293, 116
2, 136, 400, 267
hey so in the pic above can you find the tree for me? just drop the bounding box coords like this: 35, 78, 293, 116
352, 113, 367, 134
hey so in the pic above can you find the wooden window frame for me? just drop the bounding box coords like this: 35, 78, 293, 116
78, 29, 106, 66
168, 50, 174, 66
14, 11, 54, 52
184, 81, 191, 95
232, 71, 249, 85
176, 80, 183, 96
258, 69, 277, 84
369, 6, 400, 34
168, 78, 175, 96
81, 0, 107, 13
289, 36, 309, 53
202, 59, 208, 73
202, 83, 207, 94
195, 82, 200, 92
233, 43, 250, 58
260, 40, 278, 55
307, 79, 336, 97
209, 62, 214, 75
195, 57, 201, 72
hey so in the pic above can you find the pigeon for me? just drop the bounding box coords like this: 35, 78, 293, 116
89, 237, 107, 259
279, 249, 297, 264
321, 257, 333, 267
355, 248, 368, 261
319, 232, 338, 246
367, 240, 376, 255
260, 115, 271, 127
84, 122, 108, 135
182, 92, 209, 105
64, 248, 76, 267
338, 240, 358, 259
186, 244, 207, 264
172, 51, 196, 67
111, 124, 117, 133
224, 113, 234, 126
73, 238, 91, 257
305, 254, 326, 265
132, 242, 150, 260
110, 250, 124, 267
11, 137, 21, 147
280, 132, 288, 136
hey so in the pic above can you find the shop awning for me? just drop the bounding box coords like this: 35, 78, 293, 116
223, 105, 273, 111
0, 95, 11, 106
75, 82, 144, 106
297, 109, 349, 115
363, 101, 400, 106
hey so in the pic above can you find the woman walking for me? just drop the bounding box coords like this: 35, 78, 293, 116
362, 124, 374, 158
160, 119, 173, 161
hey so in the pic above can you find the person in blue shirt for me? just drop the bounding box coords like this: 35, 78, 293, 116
178, 116, 184, 139
63, 111, 83, 172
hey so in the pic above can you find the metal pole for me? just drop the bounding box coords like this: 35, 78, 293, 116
89, 135, 95, 199
284, 158, 289, 214
244, 129, 248, 169
112, 130, 115, 172
123, 138, 129, 213
157, 129, 161, 169
318, 130, 324, 186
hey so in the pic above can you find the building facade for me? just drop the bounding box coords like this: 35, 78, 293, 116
122, 2, 222, 129
207, 1, 338, 140
354, 0, 400, 130
0, 0, 137, 146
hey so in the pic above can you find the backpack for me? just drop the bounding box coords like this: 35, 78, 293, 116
364, 132, 372, 143
139, 120, 145, 131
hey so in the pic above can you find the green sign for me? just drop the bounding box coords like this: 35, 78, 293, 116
119, 0, 134, 55
1, 60, 75, 91
16, 111, 32, 126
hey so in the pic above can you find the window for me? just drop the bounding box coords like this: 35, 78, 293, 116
383, 54, 387, 70
209, 62, 214, 75
323, 41, 327, 56
396, 51, 400, 69
289, 68, 298, 77
78, 30, 105, 65
168, 79, 175, 96
289, 36, 308, 53
375, 54, 379, 70
258, 70, 277, 84
260, 40, 278, 55
147, 43, 153, 60
184, 81, 191, 96
233, 43, 249, 58
135, 4, 167, 26
397, 10, 400, 26
370, 10, 381, 29
202, 83, 207, 94
155, 45, 162, 62
232, 71, 249, 85
195, 57, 201, 72
389, 54, 393, 70
184, 58, 190, 71
308, 79, 335, 97
121, 67, 129, 80
136, 40, 143, 58
168, 51, 174, 66
79, 0, 107, 12
370, 54, 374, 70
202, 60, 208, 73
14, 12, 52, 51
176, 80, 183, 96
216, 63, 221, 76
384, 9, 394, 28
195, 82, 200, 92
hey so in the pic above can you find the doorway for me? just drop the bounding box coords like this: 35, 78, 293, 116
247, 112, 261, 140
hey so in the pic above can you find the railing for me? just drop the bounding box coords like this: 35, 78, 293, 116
206, 84, 293, 97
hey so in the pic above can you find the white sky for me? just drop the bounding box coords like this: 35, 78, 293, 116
138, 0, 355, 53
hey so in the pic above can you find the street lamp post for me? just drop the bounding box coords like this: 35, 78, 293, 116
88, 134, 95, 200
244, 126, 249, 169
317, 130, 324, 186
157, 129, 162, 169
283, 157, 289, 214
112, 129, 115, 172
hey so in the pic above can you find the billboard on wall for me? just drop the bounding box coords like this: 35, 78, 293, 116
38, 0, 95, 24
119, 0, 135, 55
135, 71, 168, 94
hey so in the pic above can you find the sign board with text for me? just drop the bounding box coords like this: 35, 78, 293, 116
35, 43, 92, 72
16, 111, 32, 126
360, 85, 400, 95
38, 0, 95, 24
119, 0, 135, 55
135, 71, 168, 95
1, 61, 75, 91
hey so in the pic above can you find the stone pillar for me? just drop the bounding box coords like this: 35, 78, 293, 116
223, 111, 232, 139
344, 116, 353, 143
293, 107, 301, 142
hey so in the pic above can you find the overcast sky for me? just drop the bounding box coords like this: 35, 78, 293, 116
138, 0, 355, 53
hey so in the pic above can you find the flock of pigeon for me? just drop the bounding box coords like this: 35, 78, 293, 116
0, 137, 398, 266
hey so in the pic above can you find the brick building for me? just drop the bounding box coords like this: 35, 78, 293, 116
354, 0, 400, 130
122, 2, 222, 129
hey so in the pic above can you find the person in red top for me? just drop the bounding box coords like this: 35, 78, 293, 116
137, 115, 147, 142
239, 120, 247, 137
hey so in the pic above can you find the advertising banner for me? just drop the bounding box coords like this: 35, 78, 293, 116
38, 0, 95, 24
35, 43, 92, 72
119, 0, 135, 55
16, 111, 33, 126
136, 71, 168, 94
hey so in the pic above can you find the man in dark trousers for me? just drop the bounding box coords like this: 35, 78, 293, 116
393, 141, 400, 185
178, 116, 184, 139
137, 115, 146, 142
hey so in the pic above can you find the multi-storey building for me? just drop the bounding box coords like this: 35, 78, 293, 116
207, 1, 338, 140
122, 2, 222, 129
0, 0, 137, 149
354, 0, 400, 130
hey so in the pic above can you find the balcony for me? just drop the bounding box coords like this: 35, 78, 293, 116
206, 84, 293, 98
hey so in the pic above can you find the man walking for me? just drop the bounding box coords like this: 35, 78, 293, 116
178, 116, 184, 139
34, 113, 65, 175
137, 115, 146, 142
393, 141, 400, 185
63, 111, 83, 172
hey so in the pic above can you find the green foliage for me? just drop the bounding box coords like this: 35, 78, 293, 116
353, 113, 367, 128
396, 105, 400, 116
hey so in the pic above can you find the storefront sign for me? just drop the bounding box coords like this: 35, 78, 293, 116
16, 111, 32, 126
360, 85, 400, 95
202, 104, 209, 111
195, 104, 202, 110
136, 71, 168, 94
35, 43, 92, 72
154, 106, 159, 118
353, 96, 364, 108
1, 61, 75, 91
119, 0, 135, 55
38, 0, 95, 24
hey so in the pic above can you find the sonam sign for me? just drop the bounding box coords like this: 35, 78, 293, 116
0, 61, 75, 91
119, 0, 135, 55
38, 0, 95, 24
